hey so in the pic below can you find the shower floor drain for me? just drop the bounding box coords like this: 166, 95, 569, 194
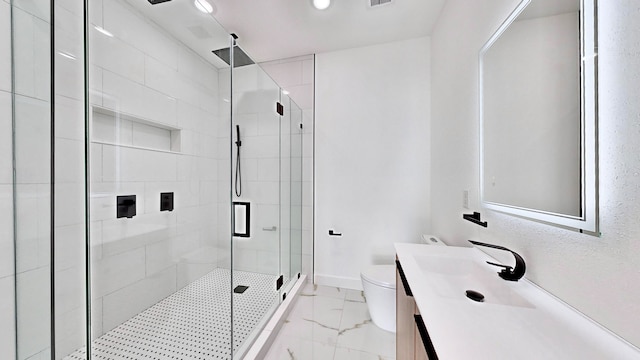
234, 285, 249, 294
65, 269, 285, 360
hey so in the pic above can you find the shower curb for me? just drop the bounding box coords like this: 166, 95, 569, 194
242, 274, 308, 359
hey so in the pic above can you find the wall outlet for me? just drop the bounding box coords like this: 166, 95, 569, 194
463, 190, 470, 209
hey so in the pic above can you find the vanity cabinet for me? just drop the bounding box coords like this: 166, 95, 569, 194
396, 257, 432, 360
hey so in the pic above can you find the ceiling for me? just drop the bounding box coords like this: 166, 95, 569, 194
125, 0, 446, 66
212, 0, 447, 62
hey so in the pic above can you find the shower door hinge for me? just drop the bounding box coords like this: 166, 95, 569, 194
276, 102, 284, 116
276, 275, 284, 290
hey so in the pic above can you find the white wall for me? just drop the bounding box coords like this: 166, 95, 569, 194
315, 37, 431, 289
431, 0, 640, 347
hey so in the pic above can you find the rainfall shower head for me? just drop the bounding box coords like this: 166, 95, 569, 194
212, 46, 255, 68
148, 0, 171, 4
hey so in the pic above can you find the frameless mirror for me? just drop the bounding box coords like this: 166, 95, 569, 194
479, 0, 598, 233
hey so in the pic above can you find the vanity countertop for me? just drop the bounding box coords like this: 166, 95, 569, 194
395, 243, 640, 359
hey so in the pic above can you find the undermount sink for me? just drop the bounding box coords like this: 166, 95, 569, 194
413, 254, 533, 308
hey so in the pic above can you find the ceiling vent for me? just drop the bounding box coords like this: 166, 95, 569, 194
369, 0, 392, 7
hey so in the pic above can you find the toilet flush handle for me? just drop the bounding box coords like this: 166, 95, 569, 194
328, 229, 342, 236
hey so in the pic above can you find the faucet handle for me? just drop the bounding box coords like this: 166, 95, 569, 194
486, 261, 513, 272
469, 240, 526, 281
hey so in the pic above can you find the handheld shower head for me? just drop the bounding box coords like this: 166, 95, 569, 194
235, 125, 241, 147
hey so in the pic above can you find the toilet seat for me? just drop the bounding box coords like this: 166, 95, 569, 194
361, 265, 396, 289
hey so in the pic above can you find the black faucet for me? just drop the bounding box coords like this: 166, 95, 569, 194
469, 240, 526, 281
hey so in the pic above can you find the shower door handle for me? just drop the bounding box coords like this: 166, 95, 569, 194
262, 226, 277, 231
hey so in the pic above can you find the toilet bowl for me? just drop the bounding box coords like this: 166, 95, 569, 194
361, 235, 445, 333
361, 264, 396, 333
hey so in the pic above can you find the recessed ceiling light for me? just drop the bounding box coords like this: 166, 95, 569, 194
194, 0, 214, 13
313, 0, 330, 10
94, 26, 114, 37
282, 90, 290, 95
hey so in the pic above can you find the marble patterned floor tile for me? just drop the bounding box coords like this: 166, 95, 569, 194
264, 338, 336, 360
277, 293, 344, 346
336, 300, 396, 358
300, 283, 346, 299
345, 289, 366, 303
267, 284, 395, 359
334, 347, 395, 360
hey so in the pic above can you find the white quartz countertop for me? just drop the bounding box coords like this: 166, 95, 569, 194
395, 243, 640, 359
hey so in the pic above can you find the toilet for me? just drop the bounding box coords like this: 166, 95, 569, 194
361, 235, 445, 333
361, 264, 396, 332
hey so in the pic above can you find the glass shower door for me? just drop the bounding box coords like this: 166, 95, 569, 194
84, 0, 233, 358
230, 48, 283, 357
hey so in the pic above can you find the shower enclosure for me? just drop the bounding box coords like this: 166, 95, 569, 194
5, 0, 304, 359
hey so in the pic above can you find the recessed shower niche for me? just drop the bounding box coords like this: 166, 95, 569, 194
91, 106, 182, 153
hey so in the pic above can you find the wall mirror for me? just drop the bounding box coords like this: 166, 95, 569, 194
479, 0, 598, 234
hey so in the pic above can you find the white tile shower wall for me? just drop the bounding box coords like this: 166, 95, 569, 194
430, 0, 640, 348
221, 64, 283, 275
260, 55, 315, 280
88, 0, 221, 340
9, 1, 57, 359
0, 12, 15, 345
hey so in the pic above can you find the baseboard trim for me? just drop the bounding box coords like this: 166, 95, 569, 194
314, 273, 363, 291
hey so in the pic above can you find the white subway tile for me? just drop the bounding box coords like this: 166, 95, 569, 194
90, 143, 103, 183
54, 183, 84, 227
53, 224, 85, 272
145, 56, 199, 105
55, 138, 84, 184
0, 91, 12, 184
55, 95, 84, 141
145, 240, 175, 276
14, 95, 50, 184
178, 47, 218, 92
258, 158, 280, 182
101, 265, 176, 332
0, 2, 10, 92
92, 112, 133, 146
12, 8, 36, 98
0, 186, 13, 278
15, 184, 41, 273
92, 32, 145, 84
12, 0, 49, 20
55, 34, 84, 100
54, 305, 85, 359
0, 275, 16, 360
103, 0, 178, 69
102, 145, 177, 182
16, 267, 50, 359
33, 17, 50, 101
177, 262, 215, 289
100, 212, 176, 257
91, 247, 145, 298
132, 122, 171, 150
91, 296, 103, 338
54, 265, 84, 316
102, 71, 177, 127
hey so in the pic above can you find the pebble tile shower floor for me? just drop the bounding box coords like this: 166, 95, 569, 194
65, 269, 280, 360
